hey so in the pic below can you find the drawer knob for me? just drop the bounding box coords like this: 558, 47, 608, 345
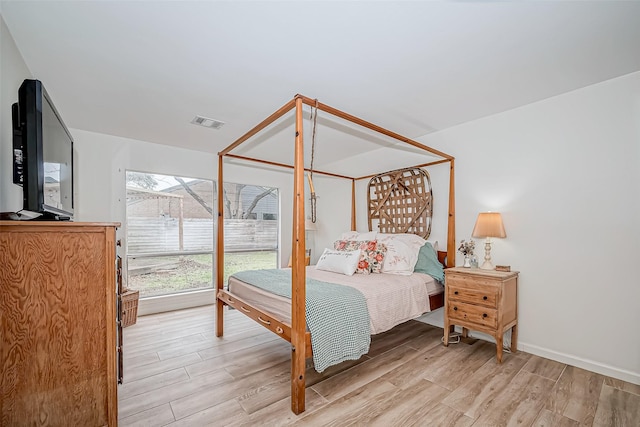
454, 291, 459, 295
483, 296, 488, 300
483, 313, 488, 318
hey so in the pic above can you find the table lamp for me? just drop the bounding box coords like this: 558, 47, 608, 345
471, 212, 506, 270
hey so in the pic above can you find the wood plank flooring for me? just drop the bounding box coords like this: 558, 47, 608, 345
119, 306, 639, 426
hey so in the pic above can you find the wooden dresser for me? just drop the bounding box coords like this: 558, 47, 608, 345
0, 221, 120, 426
443, 267, 519, 363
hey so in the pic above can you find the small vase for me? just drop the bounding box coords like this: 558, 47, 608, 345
470, 255, 478, 268
463, 255, 472, 268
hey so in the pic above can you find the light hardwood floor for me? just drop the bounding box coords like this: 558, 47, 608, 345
119, 306, 640, 426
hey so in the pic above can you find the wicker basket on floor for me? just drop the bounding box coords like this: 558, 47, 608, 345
121, 289, 139, 328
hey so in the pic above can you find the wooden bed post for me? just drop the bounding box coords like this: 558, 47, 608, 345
447, 158, 456, 267
291, 96, 307, 414
216, 154, 225, 337
351, 179, 357, 231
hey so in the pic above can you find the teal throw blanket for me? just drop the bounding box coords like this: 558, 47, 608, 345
231, 269, 371, 372
413, 242, 445, 282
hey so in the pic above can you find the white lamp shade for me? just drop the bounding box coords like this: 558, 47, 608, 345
305, 219, 317, 231
472, 212, 506, 238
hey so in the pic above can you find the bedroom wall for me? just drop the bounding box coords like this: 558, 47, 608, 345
0, 14, 32, 212
411, 72, 639, 384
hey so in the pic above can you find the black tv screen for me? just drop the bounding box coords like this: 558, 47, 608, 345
13, 79, 74, 219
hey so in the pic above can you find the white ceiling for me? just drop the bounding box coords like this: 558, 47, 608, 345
2, 1, 640, 175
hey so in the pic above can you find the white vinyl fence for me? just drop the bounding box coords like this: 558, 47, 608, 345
127, 218, 277, 254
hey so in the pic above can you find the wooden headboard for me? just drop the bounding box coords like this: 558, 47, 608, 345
437, 251, 448, 268
367, 167, 448, 267
367, 167, 433, 238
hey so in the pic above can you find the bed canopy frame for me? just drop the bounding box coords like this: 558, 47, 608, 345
215, 94, 455, 414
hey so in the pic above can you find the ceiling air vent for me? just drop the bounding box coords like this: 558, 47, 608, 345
191, 115, 225, 130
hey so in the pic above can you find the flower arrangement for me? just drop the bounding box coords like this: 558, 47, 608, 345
457, 239, 475, 256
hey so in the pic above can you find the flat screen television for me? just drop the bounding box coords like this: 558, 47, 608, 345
12, 79, 74, 220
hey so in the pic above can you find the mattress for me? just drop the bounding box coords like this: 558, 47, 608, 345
227, 266, 443, 334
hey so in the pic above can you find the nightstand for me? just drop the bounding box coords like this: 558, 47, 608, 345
443, 267, 519, 363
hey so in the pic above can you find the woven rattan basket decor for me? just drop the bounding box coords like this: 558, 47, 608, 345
121, 290, 139, 328
367, 167, 433, 238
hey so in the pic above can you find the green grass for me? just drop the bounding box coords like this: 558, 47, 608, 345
222, 251, 277, 284
128, 251, 277, 298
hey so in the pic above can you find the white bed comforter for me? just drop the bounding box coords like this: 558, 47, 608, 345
306, 268, 436, 334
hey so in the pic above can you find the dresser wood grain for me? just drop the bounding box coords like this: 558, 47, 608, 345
0, 221, 120, 426
443, 267, 519, 363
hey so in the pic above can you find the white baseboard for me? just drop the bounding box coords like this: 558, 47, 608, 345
519, 342, 640, 386
416, 308, 639, 385
137, 289, 216, 316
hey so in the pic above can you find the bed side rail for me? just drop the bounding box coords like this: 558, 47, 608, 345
217, 290, 312, 354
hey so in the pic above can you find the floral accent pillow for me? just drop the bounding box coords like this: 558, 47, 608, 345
333, 240, 387, 274
376, 233, 426, 275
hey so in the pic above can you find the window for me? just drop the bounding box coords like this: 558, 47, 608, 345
126, 172, 214, 298
222, 182, 279, 284
125, 172, 279, 300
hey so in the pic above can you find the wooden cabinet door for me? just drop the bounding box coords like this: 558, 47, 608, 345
0, 222, 118, 426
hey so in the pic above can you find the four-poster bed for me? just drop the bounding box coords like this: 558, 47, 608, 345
215, 94, 455, 414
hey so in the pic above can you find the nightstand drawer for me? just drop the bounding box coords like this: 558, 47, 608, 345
447, 284, 498, 308
447, 301, 497, 329
447, 273, 500, 290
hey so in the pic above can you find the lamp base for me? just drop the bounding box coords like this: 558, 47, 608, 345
479, 260, 495, 270
480, 238, 494, 270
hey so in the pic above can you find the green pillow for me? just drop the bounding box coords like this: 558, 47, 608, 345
413, 242, 444, 282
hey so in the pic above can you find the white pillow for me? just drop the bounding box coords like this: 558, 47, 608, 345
378, 233, 426, 247
339, 231, 378, 241
377, 234, 426, 275
315, 248, 361, 276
